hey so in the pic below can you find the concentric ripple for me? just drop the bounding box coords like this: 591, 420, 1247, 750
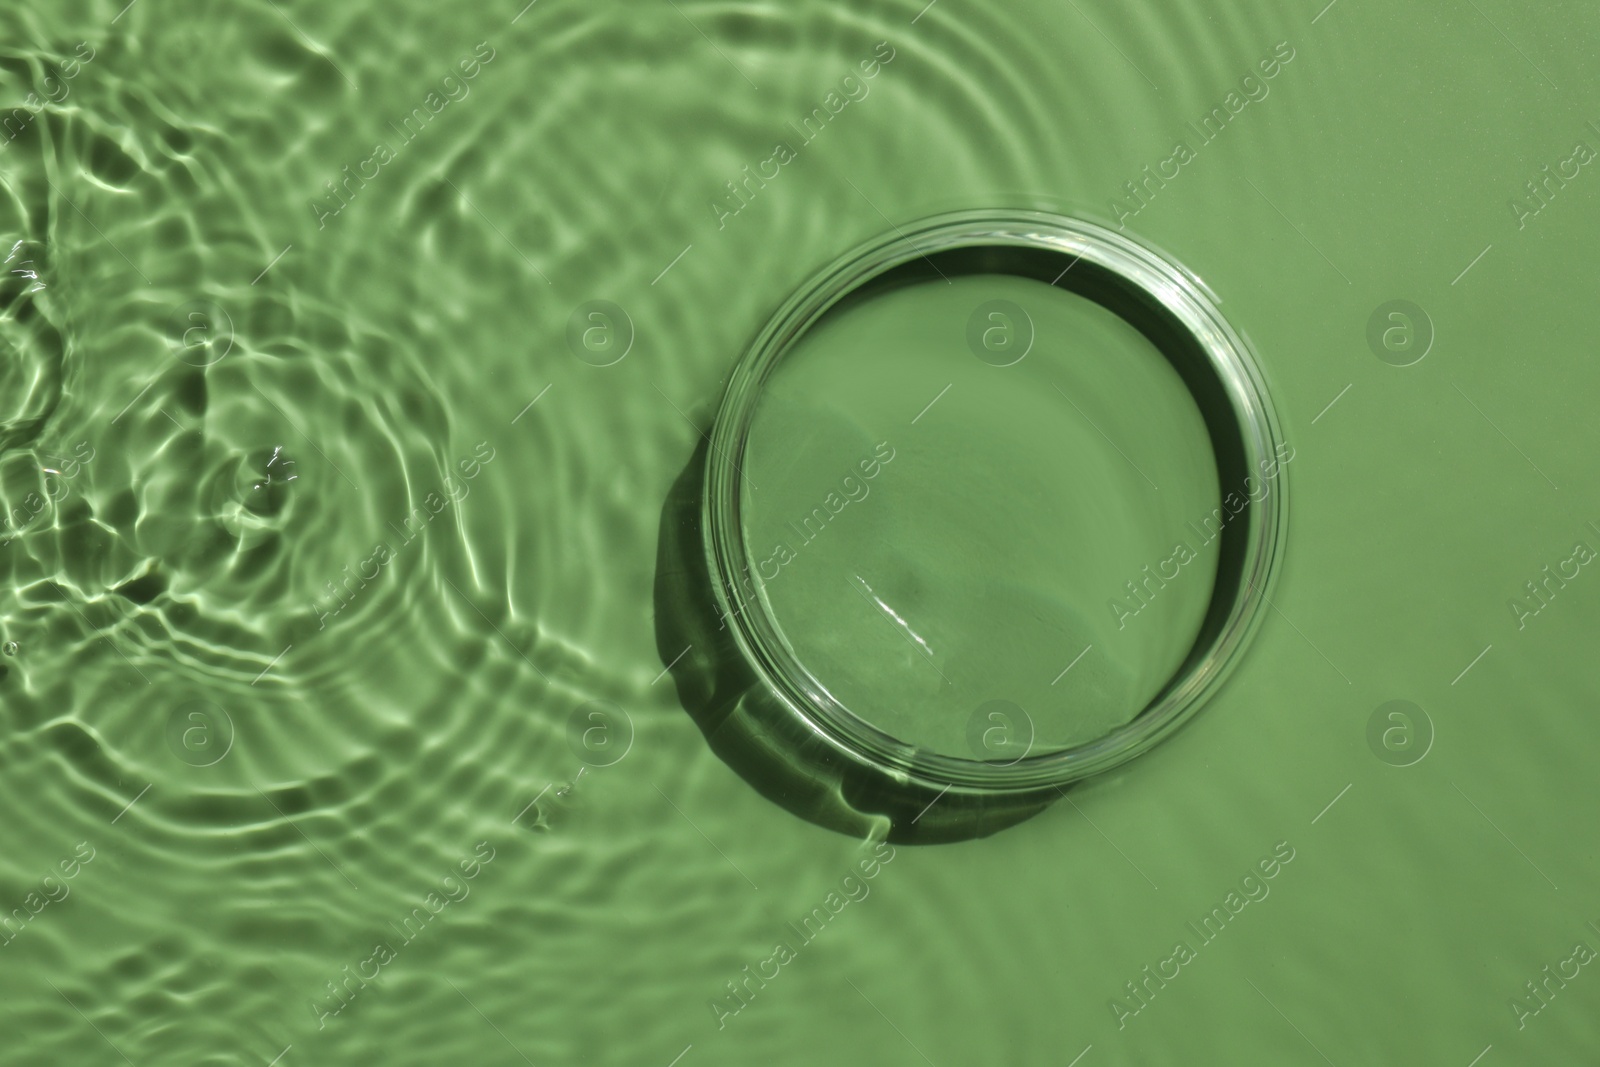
1, 1, 1596, 1065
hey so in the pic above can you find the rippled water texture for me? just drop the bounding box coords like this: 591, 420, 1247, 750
1, 0, 1597, 1064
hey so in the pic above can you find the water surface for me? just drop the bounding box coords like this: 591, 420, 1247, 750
1, 0, 1597, 1064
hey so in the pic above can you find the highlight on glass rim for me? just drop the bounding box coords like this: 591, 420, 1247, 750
1, 1, 1594, 1064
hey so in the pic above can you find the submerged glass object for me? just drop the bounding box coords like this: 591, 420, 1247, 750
700, 211, 1287, 797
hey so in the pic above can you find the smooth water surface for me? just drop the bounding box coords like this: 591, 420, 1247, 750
742, 275, 1219, 757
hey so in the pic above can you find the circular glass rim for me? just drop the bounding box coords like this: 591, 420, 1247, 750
702, 209, 1287, 794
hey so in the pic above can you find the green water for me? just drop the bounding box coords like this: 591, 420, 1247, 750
743, 275, 1219, 756
2, 0, 1598, 1064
